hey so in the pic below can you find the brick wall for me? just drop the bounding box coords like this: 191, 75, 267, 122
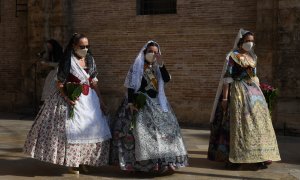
70, 0, 257, 125
26, 0, 70, 112
0, 1, 71, 113
0, 1, 28, 111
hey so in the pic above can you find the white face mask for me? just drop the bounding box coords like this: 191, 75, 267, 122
145, 52, 156, 63
75, 48, 88, 58
242, 42, 254, 52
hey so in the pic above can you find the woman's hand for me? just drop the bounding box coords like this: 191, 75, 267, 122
155, 54, 164, 66
128, 103, 138, 115
64, 96, 77, 106
222, 84, 229, 111
57, 81, 78, 106
221, 99, 228, 111
90, 81, 98, 89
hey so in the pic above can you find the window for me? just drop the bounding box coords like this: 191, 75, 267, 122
137, 0, 177, 15
16, 0, 28, 17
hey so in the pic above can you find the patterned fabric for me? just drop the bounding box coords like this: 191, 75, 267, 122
66, 87, 111, 144
24, 91, 110, 167
229, 80, 281, 163
207, 97, 230, 162
208, 51, 281, 164
143, 64, 158, 91
41, 69, 57, 101
134, 95, 187, 161
110, 96, 188, 172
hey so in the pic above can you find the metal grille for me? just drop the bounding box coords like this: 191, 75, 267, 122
137, 0, 177, 15
16, 0, 28, 17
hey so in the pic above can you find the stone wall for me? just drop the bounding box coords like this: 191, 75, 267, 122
275, 0, 300, 134
70, 0, 257, 125
0, 1, 28, 111
26, 0, 72, 112
255, 0, 300, 134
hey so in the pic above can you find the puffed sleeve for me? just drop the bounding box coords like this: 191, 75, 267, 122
223, 57, 234, 84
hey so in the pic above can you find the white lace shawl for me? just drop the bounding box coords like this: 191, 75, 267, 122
209, 28, 257, 122
124, 40, 169, 112
70, 54, 98, 84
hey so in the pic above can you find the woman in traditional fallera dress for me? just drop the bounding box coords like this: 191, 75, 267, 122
207, 29, 281, 169
40, 39, 63, 103
24, 33, 112, 174
110, 41, 188, 174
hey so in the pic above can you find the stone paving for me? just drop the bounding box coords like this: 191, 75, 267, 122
0, 115, 299, 180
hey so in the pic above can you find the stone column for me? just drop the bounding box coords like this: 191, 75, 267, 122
275, 0, 300, 134
256, 0, 279, 123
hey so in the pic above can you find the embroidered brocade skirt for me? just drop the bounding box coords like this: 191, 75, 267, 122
110, 94, 188, 172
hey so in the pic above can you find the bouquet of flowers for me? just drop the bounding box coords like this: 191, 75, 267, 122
260, 83, 278, 114
65, 83, 82, 118
130, 93, 147, 130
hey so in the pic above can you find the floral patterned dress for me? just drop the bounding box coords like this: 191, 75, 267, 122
24, 55, 111, 167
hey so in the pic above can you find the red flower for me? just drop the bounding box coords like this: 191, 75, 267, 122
260, 82, 278, 114
260, 83, 274, 91
82, 84, 90, 95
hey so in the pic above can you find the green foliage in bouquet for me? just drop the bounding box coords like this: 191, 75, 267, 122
130, 93, 147, 130
260, 83, 278, 114
65, 83, 82, 118
135, 93, 147, 109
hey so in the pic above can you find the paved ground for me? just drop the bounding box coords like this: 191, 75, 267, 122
0, 114, 299, 180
